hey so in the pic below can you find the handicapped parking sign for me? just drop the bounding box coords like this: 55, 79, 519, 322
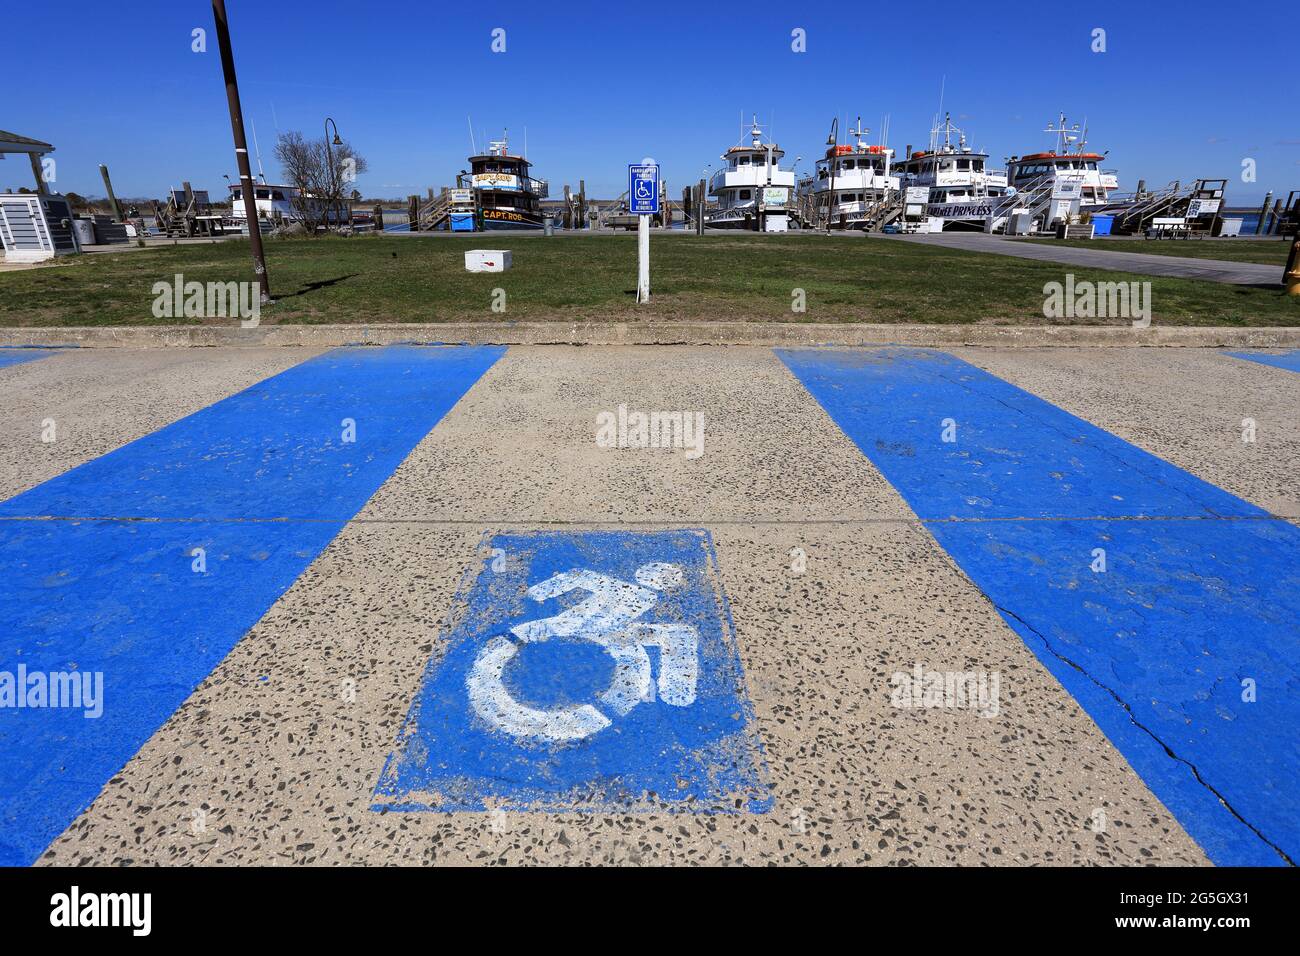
628, 163, 660, 214
373, 529, 771, 812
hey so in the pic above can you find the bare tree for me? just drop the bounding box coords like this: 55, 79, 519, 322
273, 131, 368, 234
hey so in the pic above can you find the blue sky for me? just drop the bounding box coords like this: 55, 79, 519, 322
5, 0, 1297, 204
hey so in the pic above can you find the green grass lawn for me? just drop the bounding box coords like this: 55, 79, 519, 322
1012, 237, 1293, 266
2, 233, 1296, 326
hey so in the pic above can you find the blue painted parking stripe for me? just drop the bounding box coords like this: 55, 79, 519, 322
1224, 349, 1300, 374
0, 345, 504, 865
0, 349, 53, 371
778, 347, 1299, 867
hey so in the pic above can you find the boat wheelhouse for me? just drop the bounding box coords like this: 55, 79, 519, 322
810, 117, 899, 230
460, 135, 548, 230
706, 117, 796, 232
1006, 114, 1119, 209
894, 113, 1008, 229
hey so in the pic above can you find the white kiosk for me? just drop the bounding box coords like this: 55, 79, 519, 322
0, 130, 79, 263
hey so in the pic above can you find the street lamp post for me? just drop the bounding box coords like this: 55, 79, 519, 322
324, 117, 343, 231
824, 118, 839, 235
792, 155, 803, 225
212, 0, 270, 304
1285, 212, 1300, 296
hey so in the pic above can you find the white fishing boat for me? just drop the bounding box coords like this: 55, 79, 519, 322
706, 116, 796, 232
228, 180, 341, 225
809, 117, 900, 230
894, 113, 1008, 230
1005, 113, 1119, 209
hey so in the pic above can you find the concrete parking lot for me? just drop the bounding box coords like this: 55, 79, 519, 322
0, 344, 1296, 866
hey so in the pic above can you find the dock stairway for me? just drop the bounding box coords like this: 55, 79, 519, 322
152, 184, 222, 239
860, 194, 904, 232
987, 173, 1057, 232
416, 191, 453, 231
1105, 181, 1192, 235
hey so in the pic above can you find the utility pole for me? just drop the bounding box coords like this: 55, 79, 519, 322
212, 0, 271, 305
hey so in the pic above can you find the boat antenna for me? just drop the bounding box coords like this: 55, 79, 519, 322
251, 120, 266, 184
468, 116, 476, 155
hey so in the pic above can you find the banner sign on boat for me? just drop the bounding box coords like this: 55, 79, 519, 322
473, 172, 521, 191
927, 201, 996, 219
372, 529, 771, 812
1051, 176, 1085, 199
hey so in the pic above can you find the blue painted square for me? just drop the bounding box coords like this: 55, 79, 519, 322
372, 529, 771, 813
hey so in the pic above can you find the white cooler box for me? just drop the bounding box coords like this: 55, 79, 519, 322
464, 249, 512, 273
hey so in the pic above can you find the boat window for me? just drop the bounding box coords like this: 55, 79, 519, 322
956, 159, 970, 171
271, 190, 285, 200
973, 159, 984, 172
256, 189, 270, 199
739, 189, 751, 200
737, 156, 748, 165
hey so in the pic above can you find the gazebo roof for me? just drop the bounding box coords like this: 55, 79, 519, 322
0, 130, 55, 155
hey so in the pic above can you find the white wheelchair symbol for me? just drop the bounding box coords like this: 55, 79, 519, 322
467, 562, 699, 742
635, 179, 654, 200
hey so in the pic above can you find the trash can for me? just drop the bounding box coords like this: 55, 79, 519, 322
72, 218, 97, 246
1091, 214, 1114, 236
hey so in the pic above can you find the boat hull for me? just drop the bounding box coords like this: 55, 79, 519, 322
480, 209, 544, 230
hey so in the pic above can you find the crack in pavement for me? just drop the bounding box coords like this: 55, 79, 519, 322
992, 602, 1295, 867
0, 514, 1291, 526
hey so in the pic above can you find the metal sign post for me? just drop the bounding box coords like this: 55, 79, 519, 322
628, 163, 660, 304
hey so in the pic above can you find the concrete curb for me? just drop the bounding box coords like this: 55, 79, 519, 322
2, 323, 1299, 349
